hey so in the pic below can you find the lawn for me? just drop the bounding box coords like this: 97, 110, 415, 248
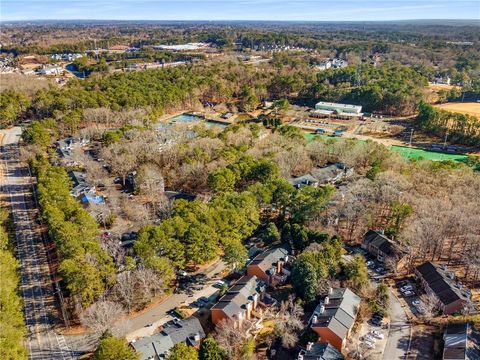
390, 145, 469, 162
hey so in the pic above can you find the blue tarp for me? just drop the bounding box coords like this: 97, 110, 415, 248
81, 194, 105, 204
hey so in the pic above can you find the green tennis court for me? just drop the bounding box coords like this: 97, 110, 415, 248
390, 145, 469, 162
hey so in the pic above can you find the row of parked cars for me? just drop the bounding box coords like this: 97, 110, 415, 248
396, 280, 426, 314
361, 329, 385, 349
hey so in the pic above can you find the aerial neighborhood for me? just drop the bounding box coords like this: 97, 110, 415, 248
0, 9, 479, 360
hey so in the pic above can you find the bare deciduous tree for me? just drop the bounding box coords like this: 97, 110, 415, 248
80, 301, 125, 335
214, 319, 253, 359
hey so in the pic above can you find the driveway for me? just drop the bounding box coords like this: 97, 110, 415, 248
114, 260, 226, 341
383, 287, 411, 360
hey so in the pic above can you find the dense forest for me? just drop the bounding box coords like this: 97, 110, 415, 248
31, 157, 116, 307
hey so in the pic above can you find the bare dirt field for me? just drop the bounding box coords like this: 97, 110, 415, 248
435, 102, 480, 118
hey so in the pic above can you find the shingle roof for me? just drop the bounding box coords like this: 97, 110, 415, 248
211, 275, 264, 320
289, 174, 319, 187
311, 288, 361, 341
131, 317, 205, 360
363, 230, 404, 258
300, 342, 344, 360
443, 322, 468, 360
248, 247, 289, 273
416, 262, 470, 306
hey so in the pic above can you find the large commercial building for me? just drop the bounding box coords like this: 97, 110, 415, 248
313, 102, 363, 119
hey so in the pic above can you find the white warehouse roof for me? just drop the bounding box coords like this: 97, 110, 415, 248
315, 101, 362, 114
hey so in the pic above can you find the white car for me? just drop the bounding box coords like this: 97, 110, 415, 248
412, 299, 421, 306
363, 334, 376, 342
370, 330, 384, 340
362, 340, 375, 349
402, 290, 415, 297
400, 285, 413, 292
416, 305, 426, 314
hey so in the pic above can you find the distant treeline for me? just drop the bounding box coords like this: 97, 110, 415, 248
415, 103, 480, 146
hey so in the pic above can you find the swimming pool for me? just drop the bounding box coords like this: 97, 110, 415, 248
169, 113, 227, 128
170, 114, 204, 123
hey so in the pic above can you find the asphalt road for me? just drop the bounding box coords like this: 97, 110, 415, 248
383, 288, 411, 360
1, 127, 74, 360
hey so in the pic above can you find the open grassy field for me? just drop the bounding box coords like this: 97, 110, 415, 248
434, 102, 480, 118
390, 145, 469, 162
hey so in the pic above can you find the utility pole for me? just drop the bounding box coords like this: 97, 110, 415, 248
409, 128, 414, 146
443, 131, 449, 149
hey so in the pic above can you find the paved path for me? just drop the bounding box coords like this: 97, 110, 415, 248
118, 260, 226, 341
383, 288, 411, 360
1, 127, 74, 360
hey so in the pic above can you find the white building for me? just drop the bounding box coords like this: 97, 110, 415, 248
314, 101, 363, 118
37, 65, 64, 75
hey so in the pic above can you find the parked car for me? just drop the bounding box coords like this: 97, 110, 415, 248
415, 305, 426, 314
401, 285, 414, 292
412, 299, 422, 306
371, 330, 384, 339
199, 296, 209, 303
402, 290, 415, 297
362, 334, 376, 342
369, 318, 383, 327
362, 340, 375, 349
366, 260, 375, 268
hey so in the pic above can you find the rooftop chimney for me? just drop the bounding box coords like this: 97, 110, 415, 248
324, 296, 330, 304
306, 342, 313, 351
319, 305, 325, 314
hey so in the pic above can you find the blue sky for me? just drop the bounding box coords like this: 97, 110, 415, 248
1, 0, 479, 21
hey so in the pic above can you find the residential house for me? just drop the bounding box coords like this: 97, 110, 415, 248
131, 316, 205, 360
443, 323, 468, 360
362, 230, 406, 268
69, 171, 94, 198
309, 288, 361, 352
434, 76, 452, 86
297, 342, 344, 360
290, 174, 320, 189
310, 163, 353, 185
415, 262, 471, 315
246, 247, 291, 286
331, 58, 348, 69
211, 275, 269, 327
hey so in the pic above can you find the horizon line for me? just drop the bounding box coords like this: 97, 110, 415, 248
2, 18, 479, 23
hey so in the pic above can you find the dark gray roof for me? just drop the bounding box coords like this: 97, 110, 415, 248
416, 262, 470, 306
211, 275, 264, 320
443, 322, 468, 360
289, 174, 319, 188
131, 317, 205, 360
363, 230, 401, 257
299, 342, 344, 360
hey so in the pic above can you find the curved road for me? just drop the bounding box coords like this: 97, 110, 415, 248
1, 127, 74, 360
383, 288, 412, 360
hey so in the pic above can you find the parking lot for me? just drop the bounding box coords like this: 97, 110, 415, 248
348, 312, 388, 359
394, 279, 429, 318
